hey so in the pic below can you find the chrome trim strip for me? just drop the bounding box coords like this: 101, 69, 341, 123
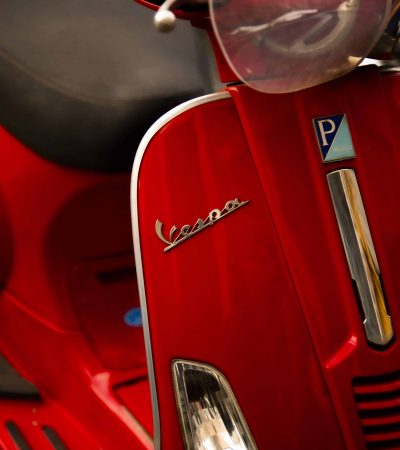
131, 91, 232, 449
327, 169, 393, 346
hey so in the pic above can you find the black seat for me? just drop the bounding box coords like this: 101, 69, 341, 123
0, 0, 213, 171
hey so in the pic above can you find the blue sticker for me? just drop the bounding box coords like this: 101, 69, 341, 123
124, 307, 143, 327
313, 114, 356, 163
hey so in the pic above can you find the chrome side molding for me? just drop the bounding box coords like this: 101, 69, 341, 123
327, 169, 393, 346
172, 360, 257, 450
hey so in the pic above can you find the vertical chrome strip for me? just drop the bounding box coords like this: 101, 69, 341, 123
131, 91, 231, 449
327, 169, 393, 346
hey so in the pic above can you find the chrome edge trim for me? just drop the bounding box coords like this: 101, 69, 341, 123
327, 169, 393, 346
131, 91, 232, 449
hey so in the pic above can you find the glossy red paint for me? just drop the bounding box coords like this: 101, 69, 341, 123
228, 67, 400, 449
135, 68, 400, 449
193, 19, 238, 84
0, 127, 151, 449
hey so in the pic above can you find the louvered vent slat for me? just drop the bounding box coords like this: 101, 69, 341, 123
354, 380, 400, 396
362, 415, 400, 427
354, 372, 400, 450
358, 399, 400, 411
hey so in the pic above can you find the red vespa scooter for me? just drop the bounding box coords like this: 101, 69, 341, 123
0, 0, 399, 449
132, 1, 400, 449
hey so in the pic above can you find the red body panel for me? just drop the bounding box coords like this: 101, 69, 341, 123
135, 67, 400, 449
0, 127, 151, 449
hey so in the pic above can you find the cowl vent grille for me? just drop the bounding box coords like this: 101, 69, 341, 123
354, 372, 400, 449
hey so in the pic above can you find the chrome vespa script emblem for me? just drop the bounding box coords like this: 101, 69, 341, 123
155, 198, 250, 253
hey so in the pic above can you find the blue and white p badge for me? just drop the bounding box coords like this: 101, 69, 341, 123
313, 114, 356, 163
